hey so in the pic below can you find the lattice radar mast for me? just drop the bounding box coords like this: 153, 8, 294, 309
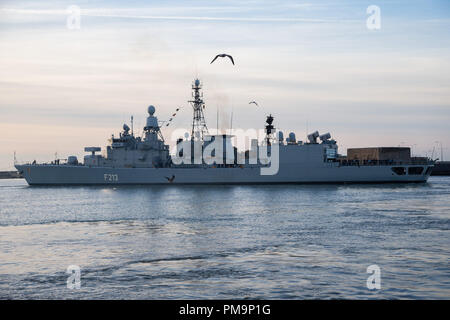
189, 79, 209, 141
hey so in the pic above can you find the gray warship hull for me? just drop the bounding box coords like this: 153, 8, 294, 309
16, 163, 432, 185
15, 80, 433, 186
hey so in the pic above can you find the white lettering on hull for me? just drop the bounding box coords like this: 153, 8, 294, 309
104, 174, 119, 182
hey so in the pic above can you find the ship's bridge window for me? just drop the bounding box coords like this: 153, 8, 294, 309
391, 167, 406, 175
408, 167, 424, 175
425, 166, 433, 175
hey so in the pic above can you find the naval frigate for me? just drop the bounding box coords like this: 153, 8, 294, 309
15, 79, 433, 185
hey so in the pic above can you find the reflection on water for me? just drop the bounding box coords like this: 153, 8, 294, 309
0, 178, 449, 299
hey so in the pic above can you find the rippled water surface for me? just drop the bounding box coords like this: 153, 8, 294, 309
0, 177, 449, 299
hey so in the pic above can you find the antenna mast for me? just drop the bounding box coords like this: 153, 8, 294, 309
265, 114, 275, 146
230, 108, 233, 132
189, 79, 209, 140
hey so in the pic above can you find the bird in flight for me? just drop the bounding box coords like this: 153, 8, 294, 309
210, 54, 234, 65
165, 175, 175, 183
249, 101, 259, 107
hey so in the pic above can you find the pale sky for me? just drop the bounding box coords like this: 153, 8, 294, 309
0, 0, 449, 170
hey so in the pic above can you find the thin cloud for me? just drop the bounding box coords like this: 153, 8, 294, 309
0, 8, 350, 23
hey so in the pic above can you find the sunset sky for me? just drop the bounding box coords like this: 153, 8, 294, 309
0, 0, 449, 170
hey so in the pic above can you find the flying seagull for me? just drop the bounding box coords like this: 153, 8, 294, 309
165, 175, 175, 183
249, 101, 259, 107
210, 54, 234, 65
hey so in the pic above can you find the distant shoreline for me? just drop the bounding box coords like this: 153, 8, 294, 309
0, 171, 22, 179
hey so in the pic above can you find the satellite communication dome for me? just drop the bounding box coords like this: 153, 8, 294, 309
148, 105, 156, 115
194, 79, 200, 86
289, 132, 296, 143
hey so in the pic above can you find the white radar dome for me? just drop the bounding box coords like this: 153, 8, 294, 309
148, 105, 156, 115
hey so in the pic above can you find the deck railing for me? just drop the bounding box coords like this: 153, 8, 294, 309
338, 159, 434, 167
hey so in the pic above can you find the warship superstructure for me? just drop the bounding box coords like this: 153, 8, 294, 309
16, 79, 434, 185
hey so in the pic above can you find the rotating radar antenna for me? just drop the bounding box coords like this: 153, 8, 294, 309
189, 79, 209, 140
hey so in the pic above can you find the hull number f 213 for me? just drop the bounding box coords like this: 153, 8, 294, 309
104, 174, 118, 182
